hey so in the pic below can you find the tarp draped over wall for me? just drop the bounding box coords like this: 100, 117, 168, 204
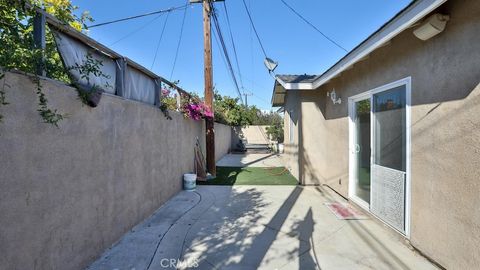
53, 31, 116, 94
124, 66, 157, 105
53, 30, 159, 105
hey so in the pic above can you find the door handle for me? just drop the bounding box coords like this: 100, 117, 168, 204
355, 144, 360, 153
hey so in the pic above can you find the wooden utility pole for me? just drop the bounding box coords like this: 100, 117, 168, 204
203, 0, 215, 176
190, 0, 223, 176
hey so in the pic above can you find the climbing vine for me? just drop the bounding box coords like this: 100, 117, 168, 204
0, 0, 91, 126
33, 75, 64, 126
67, 53, 111, 106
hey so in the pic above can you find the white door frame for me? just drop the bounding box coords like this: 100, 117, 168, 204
348, 92, 371, 211
348, 77, 412, 238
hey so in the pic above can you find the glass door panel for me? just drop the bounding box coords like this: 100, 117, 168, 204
371, 85, 407, 233
353, 99, 371, 204
373, 86, 407, 171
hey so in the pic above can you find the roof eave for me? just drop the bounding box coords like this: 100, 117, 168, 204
274, 0, 448, 92
310, 0, 447, 90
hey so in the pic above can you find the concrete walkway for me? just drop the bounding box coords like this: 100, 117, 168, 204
216, 153, 284, 168
88, 186, 437, 270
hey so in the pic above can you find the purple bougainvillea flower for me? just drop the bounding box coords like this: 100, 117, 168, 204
161, 88, 171, 96
182, 101, 214, 121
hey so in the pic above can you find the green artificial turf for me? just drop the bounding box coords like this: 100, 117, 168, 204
198, 166, 298, 186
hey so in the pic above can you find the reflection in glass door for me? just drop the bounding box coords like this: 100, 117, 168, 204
371, 85, 407, 233
353, 99, 371, 205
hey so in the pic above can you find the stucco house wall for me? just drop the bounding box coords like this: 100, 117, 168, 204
0, 71, 232, 270
282, 0, 480, 269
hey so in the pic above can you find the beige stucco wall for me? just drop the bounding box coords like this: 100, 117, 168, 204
214, 122, 233, 161
282, 0, 480, 269
0, 71, 231, 270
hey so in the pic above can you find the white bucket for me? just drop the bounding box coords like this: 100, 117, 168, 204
278, 143, 284, 153
183, 173, 197, 191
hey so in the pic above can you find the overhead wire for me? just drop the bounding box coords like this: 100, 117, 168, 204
279, 0, 348, 52
212, 25, 236, 98
210, 3, 244, 105
240, 0, 268, 58
248, 0, 255, 95
222, 1, 244, 90
251, 92, 273, 107
108, 13, 164, 46
151, 12, 171, 70
87, 1, 269, 107
241, 76, 272, 105
211, 5, 243, 104
88, 4, 189, 28
170, 2, 189, 80
208, 4, 232, 98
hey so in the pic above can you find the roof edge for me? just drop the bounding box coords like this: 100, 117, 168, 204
276, 0, 448, 91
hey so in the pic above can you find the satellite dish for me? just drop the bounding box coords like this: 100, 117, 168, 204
264, 57, 278, 73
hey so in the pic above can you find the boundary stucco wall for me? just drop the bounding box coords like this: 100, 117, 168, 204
214, 122, 233, 161
282, 0, 480, 269
0, 72, 231, 270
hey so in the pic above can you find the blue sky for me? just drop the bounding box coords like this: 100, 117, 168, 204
74, 0, 412, 110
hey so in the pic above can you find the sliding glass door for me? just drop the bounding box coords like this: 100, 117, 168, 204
349, 78, 410, 235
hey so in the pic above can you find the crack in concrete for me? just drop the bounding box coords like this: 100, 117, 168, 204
145, 191, 202, 270
179, 189, 217, 260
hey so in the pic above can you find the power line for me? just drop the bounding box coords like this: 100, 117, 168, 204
249, 0, 254, 94
251, 92, 272, 105
279, 0, 348, 52
211, 19, 234, 96
88, 4, 189, 28
222, 1, 244, 90
108, 14, 164, 46
151, 12, 170, 70
170, 3, 189, 80
212, 24, 237, 98
240, 0, 268, 58
211, 5, 243, 104
211, 4, 244, 105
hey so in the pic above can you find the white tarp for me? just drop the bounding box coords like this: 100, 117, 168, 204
53, 30, 116, 94
124, 66, 156, 105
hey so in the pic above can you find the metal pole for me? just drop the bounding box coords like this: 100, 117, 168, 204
115, 58, 127, 97
203, 0, 216, 176
33, 12, 46, 76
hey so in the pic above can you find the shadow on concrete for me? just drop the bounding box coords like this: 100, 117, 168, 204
287, 208, 320, 269
178, 186, 303, 269
236, 186, 302, 268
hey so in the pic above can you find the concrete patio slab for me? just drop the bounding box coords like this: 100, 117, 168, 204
88, 185, 438, 270
216, 153, 284, 168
